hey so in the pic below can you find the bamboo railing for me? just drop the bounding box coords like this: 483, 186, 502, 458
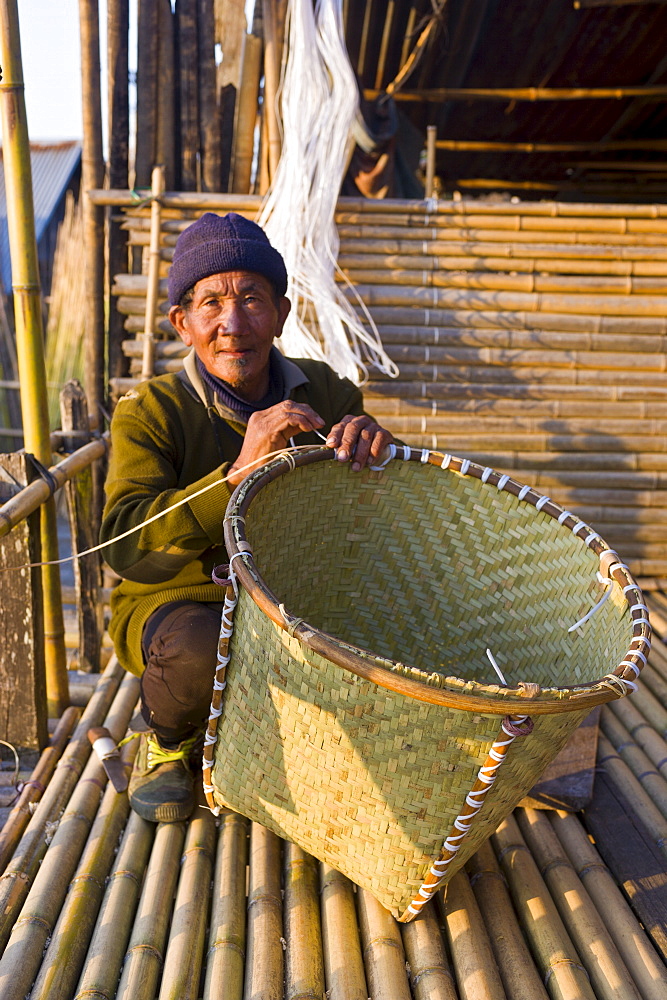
95, 192, 667, 582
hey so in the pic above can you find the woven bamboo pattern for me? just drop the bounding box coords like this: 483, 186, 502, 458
206, 447, 648, 920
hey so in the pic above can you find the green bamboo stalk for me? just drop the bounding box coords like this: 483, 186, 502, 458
0, 0, 68, 716
549, 810, 667, 1000
74, 810, 155, 1000
0, 705, 80, 873
158, 809, 216, 1000
0, 657, 124, 953
320, 863, 367, 1000
440, 870, 506, 1000
400, 902, 457, 1000
465, 839, 548, 1000
203, 811, 249, 1000
244, 823, 284, 1000
283, 843, 325, 1000
356, 887, 411, 1000
115, 821, 187, 1000
0, 673, 139, 999
516, 807, 641, 1000
29, 739, 140, 1000
492, 814, 597, 1000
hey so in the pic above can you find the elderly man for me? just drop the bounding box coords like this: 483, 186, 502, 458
101, 212, 393, 822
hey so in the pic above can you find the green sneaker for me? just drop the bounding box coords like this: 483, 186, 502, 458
128, 731, 199, 822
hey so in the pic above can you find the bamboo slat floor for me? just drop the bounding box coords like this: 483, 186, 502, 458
1, 618, 667, 999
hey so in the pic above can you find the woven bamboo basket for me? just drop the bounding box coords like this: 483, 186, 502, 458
202, 445, 650, 921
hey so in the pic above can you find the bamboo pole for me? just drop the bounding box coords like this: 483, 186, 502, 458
134, 0, 159, 187
597, 733, 667, 857
0, 673, 139, 997
29, 738, 140, 1000
156, 0, 176, 189
364, 85, 667, 102
0, 656, 123, 952
0, 705, 80, 874
198, 0, 221, 191
549, 810, 667, 1000
425, 125, 437, 199
356, 887, 411, 1000
607, 698, 667, 779
74, 810, 155, 1000
141, 165, 165, 381
319, 863, 368, 1000
283, 843, 325, 1000
516, 807, 642, 1000
492, 814, 597, 1000
601, 708, 667, 818
115, 821, 187, 1000
439, 871, 506, 1000
177, 0, 200, 191
400, 904, 458, 1000
262, 0, 286, 181
465, 839, 549, 1000
244, 822, 284, 1000
0, 0, 69, 718
203, 811, 249, 1000
434, 138, 667, 153
158, 809, 216, 1000
232, 33, 262, 193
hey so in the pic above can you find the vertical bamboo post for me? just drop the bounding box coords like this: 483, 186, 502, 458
156, 0, 176, 189
0, 0, 68, 718
107, 0, 130, 383
177, 0, 200, 191
262, 0, 286, 182
78, 0, 106, 421
134, 0, 159, 188
232, 32, 262, 193
198, 0, 222, 191
426, 125, 437, 199
141, 165, 165, 381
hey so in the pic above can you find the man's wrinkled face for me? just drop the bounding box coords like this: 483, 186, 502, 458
169, 270, 291, 402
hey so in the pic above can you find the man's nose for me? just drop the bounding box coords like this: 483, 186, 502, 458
218, 300, 245, 333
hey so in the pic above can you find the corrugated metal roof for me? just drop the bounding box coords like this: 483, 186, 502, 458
0, 140, 81, 292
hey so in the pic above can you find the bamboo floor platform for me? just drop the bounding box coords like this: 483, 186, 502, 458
1, 605, 667, 999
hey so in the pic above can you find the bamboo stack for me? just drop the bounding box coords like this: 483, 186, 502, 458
104, 193, 667, 582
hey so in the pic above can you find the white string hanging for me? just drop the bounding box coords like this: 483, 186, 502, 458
257, 0, 399, 385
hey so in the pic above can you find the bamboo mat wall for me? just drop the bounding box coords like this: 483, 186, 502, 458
1, 615, 667, 1000
111, 195, 667, 585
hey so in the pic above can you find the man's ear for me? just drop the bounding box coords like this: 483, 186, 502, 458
274, 296, 291, 339
169, 304, 192, 346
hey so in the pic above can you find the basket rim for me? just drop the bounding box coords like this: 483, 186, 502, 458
222, 445, 650, 715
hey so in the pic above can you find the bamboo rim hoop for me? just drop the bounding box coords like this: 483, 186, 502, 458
218, 446, 649, 714
201, 446, 649, 918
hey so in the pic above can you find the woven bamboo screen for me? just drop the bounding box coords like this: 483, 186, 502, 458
111, 195, 667, 585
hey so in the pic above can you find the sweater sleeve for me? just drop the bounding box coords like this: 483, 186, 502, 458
100, 388, 232, 584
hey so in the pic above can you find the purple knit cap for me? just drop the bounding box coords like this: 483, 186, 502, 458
167, 212, 288, 306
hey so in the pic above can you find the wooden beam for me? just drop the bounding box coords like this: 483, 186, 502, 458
435, 138, 667, 153
365, 85, 667, 102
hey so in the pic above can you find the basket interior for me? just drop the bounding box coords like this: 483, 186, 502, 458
243, 459, 632, 689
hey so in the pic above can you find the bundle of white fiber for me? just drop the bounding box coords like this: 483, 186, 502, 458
257, 0, 398, 385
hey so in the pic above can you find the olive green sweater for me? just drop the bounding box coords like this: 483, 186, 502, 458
101, 350, 365, 676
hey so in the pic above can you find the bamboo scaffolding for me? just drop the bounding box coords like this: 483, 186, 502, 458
29, 738, 139, 1000
283, 843, 325, 1000
597, 734, 667, 857
158, 809, 216, 1000
0, 657, 123, 947
549, 810, 667, 1000
244, 823, 284, 1000
0, 706, 80, 873
356, 887, 411, 1000
400, 903, 458, 1000
203, 811, 249, 1000
516, 807, 642, 1000
74, 810, 155, 1000
492, 814, 597, 1000
115, 820, 187, 1000
319, 863, 368, 1000
0, 672, 139, 996
464, 839, 549, 1000
141, 165, 165, 380
439, 871, 506, 1000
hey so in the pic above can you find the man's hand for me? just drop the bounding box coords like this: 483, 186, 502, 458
226, 401, 325, 486
326, 415, 394, 472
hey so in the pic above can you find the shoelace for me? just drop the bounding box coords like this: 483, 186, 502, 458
120, 731, 199, 769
